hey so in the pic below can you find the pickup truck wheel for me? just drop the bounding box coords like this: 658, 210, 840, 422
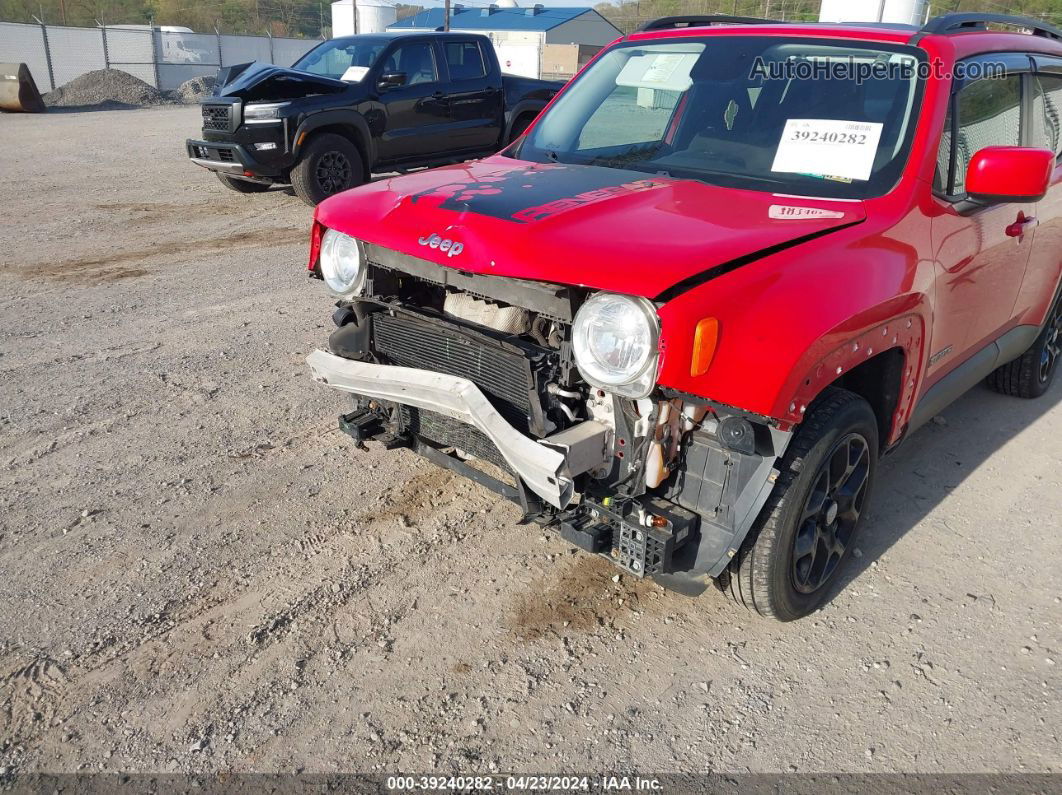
986, 297, 1061, 399
508, 114, 535, 143
290, 134, 364, 206
720, 387, 878, 621
215, 173, 271, 193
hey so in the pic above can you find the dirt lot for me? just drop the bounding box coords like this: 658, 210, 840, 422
0, 106, 1059, 777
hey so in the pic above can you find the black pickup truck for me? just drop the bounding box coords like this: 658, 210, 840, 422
186, 31, 563, 204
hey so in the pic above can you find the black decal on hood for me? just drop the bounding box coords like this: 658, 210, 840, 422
409, 164, 671, 223
654, 220, 865, 303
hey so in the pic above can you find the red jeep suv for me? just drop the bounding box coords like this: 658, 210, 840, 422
305, 13, 1062, 620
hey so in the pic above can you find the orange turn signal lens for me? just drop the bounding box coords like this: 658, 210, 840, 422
691, 317, 719, 377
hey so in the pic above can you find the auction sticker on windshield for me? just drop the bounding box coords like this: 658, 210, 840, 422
616, 48, 702, 92
771, 119, 884, 182
341, 66, 369, 82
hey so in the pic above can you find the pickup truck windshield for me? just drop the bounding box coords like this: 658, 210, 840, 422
515, 37, 925, 200
294, 37, 389, 80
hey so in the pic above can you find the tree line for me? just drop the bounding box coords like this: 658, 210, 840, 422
0, 0, 423, 37
2, 0, 1060, 38
595, 0, 1062, 33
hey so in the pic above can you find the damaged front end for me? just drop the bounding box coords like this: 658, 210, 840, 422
306, 242, 791, 591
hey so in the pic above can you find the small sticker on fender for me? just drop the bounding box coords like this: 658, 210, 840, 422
769, 205, 846, 220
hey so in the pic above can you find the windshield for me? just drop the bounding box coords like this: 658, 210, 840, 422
293, 38, 389, 81
514, 37, 925, 199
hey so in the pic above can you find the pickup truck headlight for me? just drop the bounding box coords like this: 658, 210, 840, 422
319, 229, 366, 297
572, 293, 659, 398
243, 102, 288, 123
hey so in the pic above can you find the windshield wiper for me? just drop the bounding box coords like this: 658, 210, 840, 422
586, 143, 665, 171
662, 166, 792, 189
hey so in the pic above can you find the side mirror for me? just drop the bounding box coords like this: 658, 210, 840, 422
966, 146, 1055, 204
377, 72, 407, 90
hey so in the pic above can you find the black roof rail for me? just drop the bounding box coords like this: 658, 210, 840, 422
921, 12, 1062, 41
636, 15, 775, 33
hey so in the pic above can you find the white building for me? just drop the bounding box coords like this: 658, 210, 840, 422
387, 4, 621, 79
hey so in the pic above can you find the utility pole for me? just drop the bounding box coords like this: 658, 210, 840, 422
353, 0, 358, 34
444, 0, 450, 32
59, 0, 67, 25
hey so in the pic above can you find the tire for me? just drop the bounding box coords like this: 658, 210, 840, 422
215, 173, 271, 194
508, 114, 535, 144
986, 294, 1061, 399
290, 133, 364, 206
719, 387, 879, 621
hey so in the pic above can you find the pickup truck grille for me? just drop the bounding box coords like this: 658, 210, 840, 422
372, 312, 538, 435
202, 104, 233, 132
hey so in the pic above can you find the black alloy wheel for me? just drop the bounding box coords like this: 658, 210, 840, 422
791, 432, 871, 594
315, 150, 352, 197
1039, 302, 1061, 385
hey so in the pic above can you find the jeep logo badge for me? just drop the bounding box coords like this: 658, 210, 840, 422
418, 233, 464, 258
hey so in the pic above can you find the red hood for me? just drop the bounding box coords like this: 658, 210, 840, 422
316, 156, 866, 299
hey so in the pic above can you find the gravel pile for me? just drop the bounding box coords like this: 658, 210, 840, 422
176, 75, 216, 104
43, 68, 168, 108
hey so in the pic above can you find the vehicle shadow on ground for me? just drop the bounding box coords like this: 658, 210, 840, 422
829, 376, 1061, 600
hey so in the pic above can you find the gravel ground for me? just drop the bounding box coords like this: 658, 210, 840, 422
0, 106, 1060, 777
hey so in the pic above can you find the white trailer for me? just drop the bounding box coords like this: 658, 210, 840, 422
818, 0, 930, 26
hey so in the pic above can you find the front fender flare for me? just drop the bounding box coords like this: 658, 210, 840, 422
293, 110, 375, 169
503, 100, 545, 141
775, 312, 928, 444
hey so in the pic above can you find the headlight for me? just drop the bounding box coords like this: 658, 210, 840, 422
572, 293, 659, 398
319, 229, 366, 297
243, 102, 288, 123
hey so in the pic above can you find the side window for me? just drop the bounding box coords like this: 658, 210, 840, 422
385, 42, 437, 86
444, 42, 487, 81
1031, 73, 1062, 158
937, 74, 1023, 197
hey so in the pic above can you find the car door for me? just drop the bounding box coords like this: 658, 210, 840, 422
441, 39, 504, 152
928, 58, 1036, 384
374, 40, 451, 163
1013, 58, 1062, 329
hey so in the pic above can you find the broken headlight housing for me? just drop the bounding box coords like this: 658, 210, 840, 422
571, 292, 659, 399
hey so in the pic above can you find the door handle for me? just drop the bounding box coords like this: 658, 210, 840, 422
432, 91, 445, 99
1006, 214, 1039, 238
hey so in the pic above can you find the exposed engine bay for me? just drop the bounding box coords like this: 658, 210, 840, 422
309, 244, 792, 591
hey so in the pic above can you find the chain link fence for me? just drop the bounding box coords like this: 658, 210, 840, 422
0, 20, 320, 93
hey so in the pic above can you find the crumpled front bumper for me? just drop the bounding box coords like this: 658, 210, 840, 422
306, 350, 610, 509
